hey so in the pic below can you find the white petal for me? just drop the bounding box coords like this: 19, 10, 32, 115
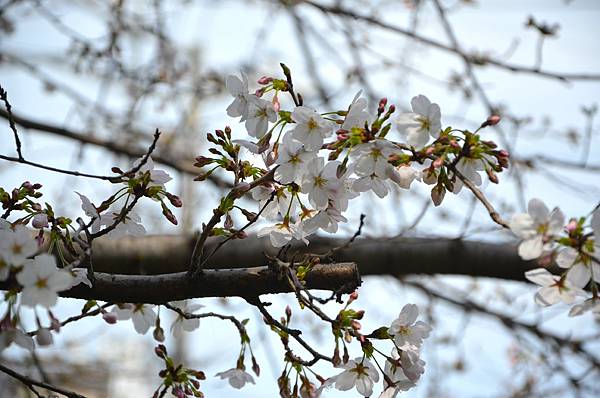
518, 236, 544, 260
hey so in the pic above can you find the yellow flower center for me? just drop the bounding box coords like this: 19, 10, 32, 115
35, 278, 48, 289
307, 118, 318, 130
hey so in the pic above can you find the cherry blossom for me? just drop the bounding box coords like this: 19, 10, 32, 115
169, 300, 204, 337
274, 133, 316, 184
112, 303, 157, 334
395, 95, 441, 148
99, 208, 146, 239
382, 349, 417, 396
245, 97, 277, 138
525, 268, 584, 306
352, 139, 397, 178
133, 156, 172, 187
303, 206, 347, 235
388, 304, 432, 350
251, 185, 296, 220
301, 158, 343, 210
556, 247, 600, 288
0, 320, 34, 352
510, 198, 564, 260
333, 357, 380, 397
226, 74, 251, 119
341, 93, 370, 130
291, 106, 332, 150
215, 368, 255, 389
388, 166, 419, 190
16, 254, 74, 308
352, 174, 390, 198
257, 219, 307, 247
0, 224, 38, 266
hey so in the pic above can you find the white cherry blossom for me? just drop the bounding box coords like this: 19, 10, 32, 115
111, 304, 157, 334
251, 185, 296, 220
301, 158, 343, 210
388, 304, 432, 350
556, 247, 600, 288
569, 297, 600, 317
215, 368, 255, 389
510, 198, 564, 260
226, 74, 251, 119
275, 133, 316, 184
352, 139, 396, 178
16, 254, 74, 308
257, 220, 307, 247
0, 323, 34, 352
133, 156, 172, 187
388, 166, 420, 190
382, 349, 417, 395
0, 225, 37, 266
395, 95, 441, 148
525, 268, 585, 306
169, 300, 204, 338
342, 93, 370, 131
303, 206, 347, 235
333, 357, 380, 397
352, 174, 390, 198
99, 208, 146, 239
245, 97, 277, 138
291, 106, 332, 150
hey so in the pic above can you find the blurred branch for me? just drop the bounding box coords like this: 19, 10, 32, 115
42, 234, 536, 282
0, 362, 86, 398
300, 0, 600, 82
0, 108, 230, 188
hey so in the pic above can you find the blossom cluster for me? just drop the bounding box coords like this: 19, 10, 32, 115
510, 198, 600, 316
326, 304, 432, 397
197, 72, 508, 249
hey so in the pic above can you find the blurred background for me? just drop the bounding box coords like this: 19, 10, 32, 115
1, 0, 599, 397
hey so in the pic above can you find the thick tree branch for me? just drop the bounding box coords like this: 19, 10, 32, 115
0, 262, 360, 303
64, 234, 534, 282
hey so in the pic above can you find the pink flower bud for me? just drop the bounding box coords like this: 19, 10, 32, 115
425, 147, 435, 155
432, 157, 445, 169
351, 320, 362, 330
272, 93, 281, 112
254, 88, 265, 98
257, 76, 273, 85
102, 312, 118, 324
566, 219, 578, 233
32, 213, 48, 229
487, 115, 501, 126
348, 291, 358, 303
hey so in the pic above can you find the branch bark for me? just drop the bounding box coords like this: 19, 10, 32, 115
72, 234, 534, 281
0, 262, 360, 303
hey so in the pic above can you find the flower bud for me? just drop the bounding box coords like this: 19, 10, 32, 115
102, 312, 118, 324
486, 168, 499, 184
348, 291, 358, 304
36, 328, 53, 346
32, 183, 42, 190
153, 326, 165, 342
481, 114, 501, 128
351, 320, 362, 331
257, 76, 273, 85
272, 92, 281, 112
431, 185, 446, 206
565, 219, 578, 233
166, 193, 183, 208
32, 213, 48, 229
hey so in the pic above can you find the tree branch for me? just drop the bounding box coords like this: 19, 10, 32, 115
0, 262, 360, 303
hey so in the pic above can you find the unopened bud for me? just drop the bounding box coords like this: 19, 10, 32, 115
32, 213, 48, 229
432, 157, 445, 169
102, 312, 118, 324
272, 92, 281, 112
486, 168, 499, 184
257, 76, 273, 85
348, 291, 358, 304
481, 114, 501, 128
425, 147, 435, 155
153, 326, 165, 342
254, 88, 265, 98
285, 305, 292, 320
566, 219, 578, 233
166, 193, 183, 208
431, 185, 446, 206
36, 328, 53, 346
351, 320, 362, 330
